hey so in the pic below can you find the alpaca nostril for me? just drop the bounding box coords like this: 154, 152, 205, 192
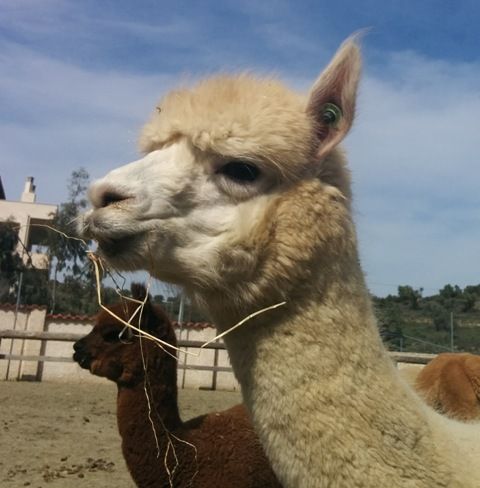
89, 182, 131, 209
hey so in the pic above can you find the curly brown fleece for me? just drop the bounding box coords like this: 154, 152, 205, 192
415, 352, 480, 421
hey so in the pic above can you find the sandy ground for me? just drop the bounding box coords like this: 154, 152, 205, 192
1, 381, 241, 488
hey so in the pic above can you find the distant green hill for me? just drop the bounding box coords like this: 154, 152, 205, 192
375, 284, 480, 354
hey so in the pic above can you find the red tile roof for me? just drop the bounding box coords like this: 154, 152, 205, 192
45, 316, 215, 328
0, 303, 47, 312
172, 321, 215, 330
47, 312, 94, 322
0, 303, 216, 329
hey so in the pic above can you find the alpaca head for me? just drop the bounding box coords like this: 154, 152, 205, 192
73, 284, 176, 386
81, 39, 361, 312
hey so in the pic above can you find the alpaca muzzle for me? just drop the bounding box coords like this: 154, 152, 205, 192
73, 340, 92, 370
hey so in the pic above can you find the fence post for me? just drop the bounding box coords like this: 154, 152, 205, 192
450, 312, 454, 351
5, 271, 23, 380
181, 328, 189, 389
211, 340, 219, 391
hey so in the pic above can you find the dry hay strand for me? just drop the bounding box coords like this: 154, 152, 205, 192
28, 223, 287, 352
200, 301, 287, 349
138, 312, 199, 488
24, 223, 186, 356
27, 222, 286, 486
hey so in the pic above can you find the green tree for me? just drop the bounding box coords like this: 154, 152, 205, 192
397, 285, 423, 310
51, 275, 100, 315
48, 168, 95, 314
439, 284, 461, 299
375, 301, 405, 350
49, 168, 91, 276
428, 302, 450, 332
462, 292, 477, 313
0, 220, 25, 301
21, 268, 49, 306
437, 284, 463, 312
464, 285, 480, 296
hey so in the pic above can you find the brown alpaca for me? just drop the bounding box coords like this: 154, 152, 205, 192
415, 353, 480, 421
73, 285, 281, 488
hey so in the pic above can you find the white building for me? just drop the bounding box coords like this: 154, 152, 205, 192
0, 176, 57, 269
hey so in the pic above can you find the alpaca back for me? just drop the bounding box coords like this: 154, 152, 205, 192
416, 353, 480, 421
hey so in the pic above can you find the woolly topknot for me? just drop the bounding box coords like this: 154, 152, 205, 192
139, 74, 317, 180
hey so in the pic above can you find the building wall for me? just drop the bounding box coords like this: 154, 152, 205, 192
0, 308, 428, 392
0, 193, 57, 268
176, 326, 240, 391
0, 306, 46, 380
42, 320, 104, 383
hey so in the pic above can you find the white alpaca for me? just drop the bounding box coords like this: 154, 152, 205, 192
81, 39, 480, 487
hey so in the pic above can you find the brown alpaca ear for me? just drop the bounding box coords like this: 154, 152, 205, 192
131, 282, 149, 302
307, 37, 361, 160
129, 282, 156, 329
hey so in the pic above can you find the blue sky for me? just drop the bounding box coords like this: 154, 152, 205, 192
1, 0, 479, 297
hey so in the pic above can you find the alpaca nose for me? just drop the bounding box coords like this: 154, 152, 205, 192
89, 182, 131, 209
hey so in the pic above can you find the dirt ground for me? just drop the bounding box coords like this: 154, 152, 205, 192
1, 381, 241, 488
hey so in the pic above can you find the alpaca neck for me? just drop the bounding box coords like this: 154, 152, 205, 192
117, 358, 182, 433
208, 263, 463, 487
221, 267, 388, 406
117, 372, 181, 430
116, 359, 182, 485
210, 254, 381, 396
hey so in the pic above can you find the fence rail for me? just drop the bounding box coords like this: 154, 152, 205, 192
0, 329, 437, 366
0, 330, 83, 342
390, 351, 436, 365
0, 354, 234, 374
0, 329, 231, 381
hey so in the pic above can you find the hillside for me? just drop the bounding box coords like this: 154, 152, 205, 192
375, 284, 480, 354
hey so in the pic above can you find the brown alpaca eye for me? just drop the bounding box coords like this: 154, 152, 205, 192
103, 330, 120, 343
322, 103, 342, 126
218, 161, 260, 183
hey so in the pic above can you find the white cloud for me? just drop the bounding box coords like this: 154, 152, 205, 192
0, 42, 178, 202
1, 32, 478, 296
346, 50, 480, 295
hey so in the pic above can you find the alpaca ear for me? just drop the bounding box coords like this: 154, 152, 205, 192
307, 37, 361, 160
131, 282, 149, 302
129, 282, 155, 328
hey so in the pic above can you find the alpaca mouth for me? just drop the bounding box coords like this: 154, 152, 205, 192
81, 210, 145, 259
95, 233, 141, 258
73, 351, 92, 369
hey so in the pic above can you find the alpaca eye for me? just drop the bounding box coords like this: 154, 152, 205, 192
103, 330, 120, 343
322, 103, 342, 126
217, 161, 260, 183
118, 325, 134, 343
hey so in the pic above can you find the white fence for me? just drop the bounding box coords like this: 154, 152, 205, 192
0, 304, 240, 390
0, 305, 434, 390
